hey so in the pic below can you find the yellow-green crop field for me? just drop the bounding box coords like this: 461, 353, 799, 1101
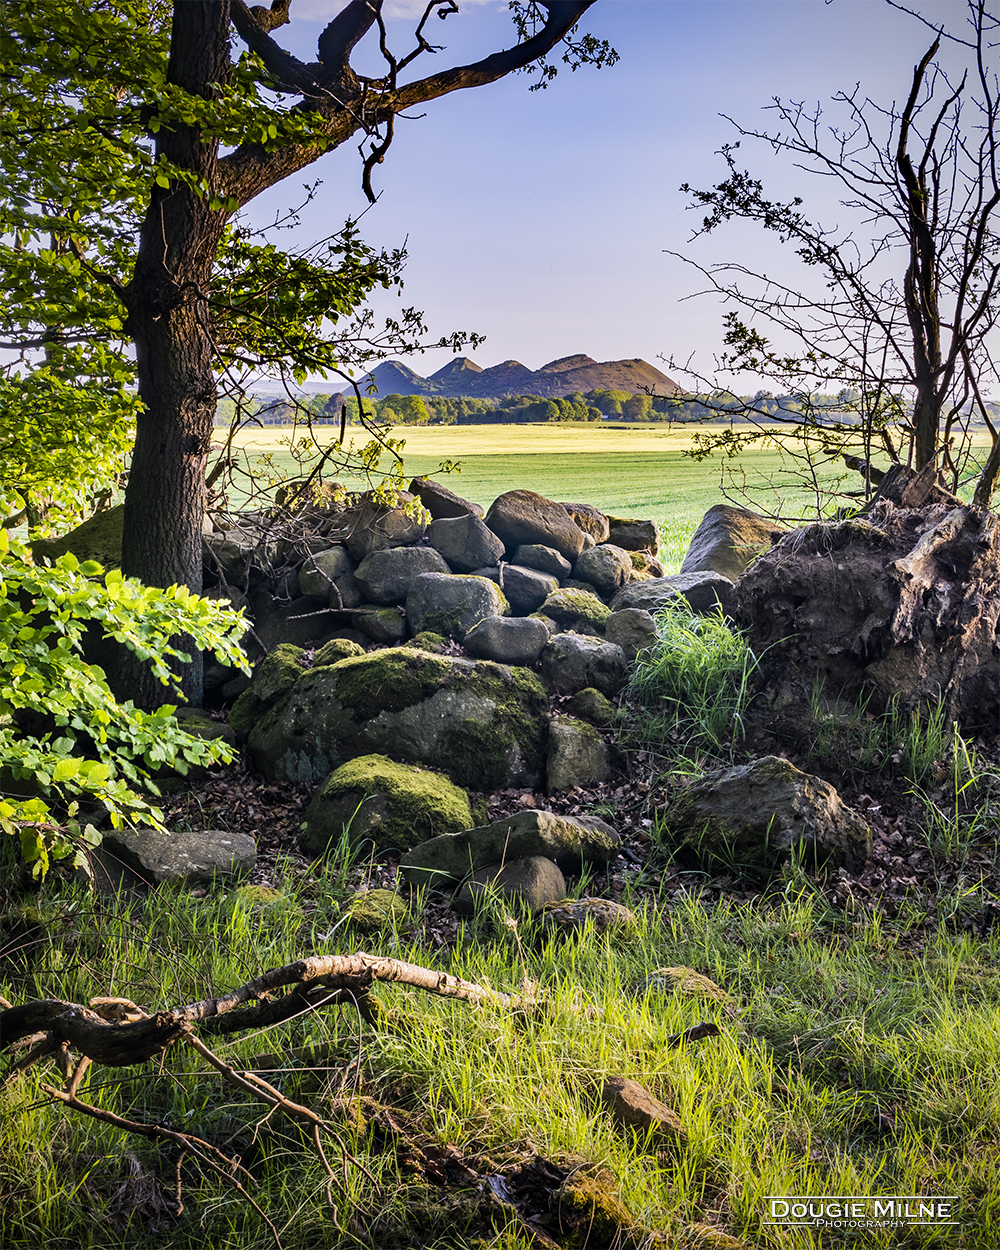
215, 422, 862, 570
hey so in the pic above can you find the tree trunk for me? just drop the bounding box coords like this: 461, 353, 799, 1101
120, 0, 232, 708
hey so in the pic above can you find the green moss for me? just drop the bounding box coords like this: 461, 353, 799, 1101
346, 887, 410, 931
333, 647, 455, 716
558, 1170, 634, 1248
313, 638, 365, 666
417, 606, 467, 639
404, 631, 449, 653
567, 688, 617, 726
302, 753, 473, 852
539, 588, 611, 634
253, 643, 306, 704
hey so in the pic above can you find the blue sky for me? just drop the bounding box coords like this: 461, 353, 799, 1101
243, 0, 973, 387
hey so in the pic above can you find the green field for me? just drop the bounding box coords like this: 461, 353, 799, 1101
217, 423, 851, 571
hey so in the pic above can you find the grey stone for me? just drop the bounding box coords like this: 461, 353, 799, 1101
539, 897, 636, 934
484, 489, 587, 562
101, 827, 257, 887
606, 517, 660, 554
474, 564, 559, 614
536, 589, 611, 635
610, 571, 736, 618
463, 615, 550, 665
299, 547, 356, 602
338, 492, 428, 560
540, 633, 628, 696
559, 502, 610, 544
331, 567, 363, 609
249, 591, 333, 651
453, 856, 567, 915
247, 648, 549, 791
409, 476, 484, 520
354, 545, 449, 605
406, 572, 508, 640
681, 503, 786, 582
573, 544, 633, 596
398, 809, 621, 889
546, 715, 610, 793
351, 605, 408, 644
667, 755, 872, 872
605, 608, 658, 664
566, 688, 617, 726
512, 544, 572, 579
426, 515, 505, 573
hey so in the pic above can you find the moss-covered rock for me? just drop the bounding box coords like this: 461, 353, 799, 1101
313, 637, 366, 666
229, 643, 306, 740
345, 887, 410, 931
31, 504, 124, 568
248, 647, 549, 790
558, 1169, 635, 1249
537, 588, 611, 635
300, 754, 474, 853
566, 687, 617, 726
403, 631, 449, 653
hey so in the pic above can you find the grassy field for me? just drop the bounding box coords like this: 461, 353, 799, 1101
215, 423, 852, 571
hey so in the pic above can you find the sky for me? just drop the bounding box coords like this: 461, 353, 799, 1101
241, 0, 978, 390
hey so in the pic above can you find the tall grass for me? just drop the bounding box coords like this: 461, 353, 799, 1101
626, 604, 759, 761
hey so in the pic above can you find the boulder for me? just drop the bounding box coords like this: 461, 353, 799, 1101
606, 516, 659, 555
250, 590, 336, 651
398, 808, 620, 889
101, 826, 256, 887
229, 643, 306, 739
573, 544, 633, 596
463, 615, 550, 665
680, 503, 786, 582
605, 608, 658, 664
474, 564, 559, 615
409, 476, 484, 520
405, 572, 508, 640
566, 687, 618, 726
484, 489, 587, 562
345, 888, 410, 931
610, 571, 736, 618
339, 492, 428, 561
351, 605, 408, 644
300, 754, 474, 854
546, 715, 610, 792
248, 647, 549, 790
313, 637, 366, 666
627, 551, 665, 579
426, 515, 505, 573
354, 545, 449, 605
540, 633, 628, 696
299, 546, 356, 603
535, 588, 611, 636
666, 755, 871, 872
453, 856, 567, 915
32, 504, 124, 568
512, 543, 573, 579
559, 502, 610, 544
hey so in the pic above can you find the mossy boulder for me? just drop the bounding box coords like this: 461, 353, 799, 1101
31, 504, 124, 568
403, 630, 448, 653
300, 754, 474, 853
546, 715, 610, 792
535, 589, 610, 635
313, 637, 366, 666
558, 1169, 635, 1249
345, 888, 410, 931
229, 643, 306, 740
566, 688, 617, 726
405, 572, 508, 640
248, 647, 549, 790
666, 755, 872, 872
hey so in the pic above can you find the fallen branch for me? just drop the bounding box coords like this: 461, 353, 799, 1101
0, 951, 511, 1068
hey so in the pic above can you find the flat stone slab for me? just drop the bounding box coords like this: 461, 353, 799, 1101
101, 827, 257, 887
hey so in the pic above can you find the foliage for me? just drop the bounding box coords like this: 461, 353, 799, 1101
627, 603, 759, 759
0, 533, 249, 877
672, 0, 1000, 508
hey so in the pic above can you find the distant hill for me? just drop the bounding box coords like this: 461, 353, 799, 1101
358, 354, 682, 400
